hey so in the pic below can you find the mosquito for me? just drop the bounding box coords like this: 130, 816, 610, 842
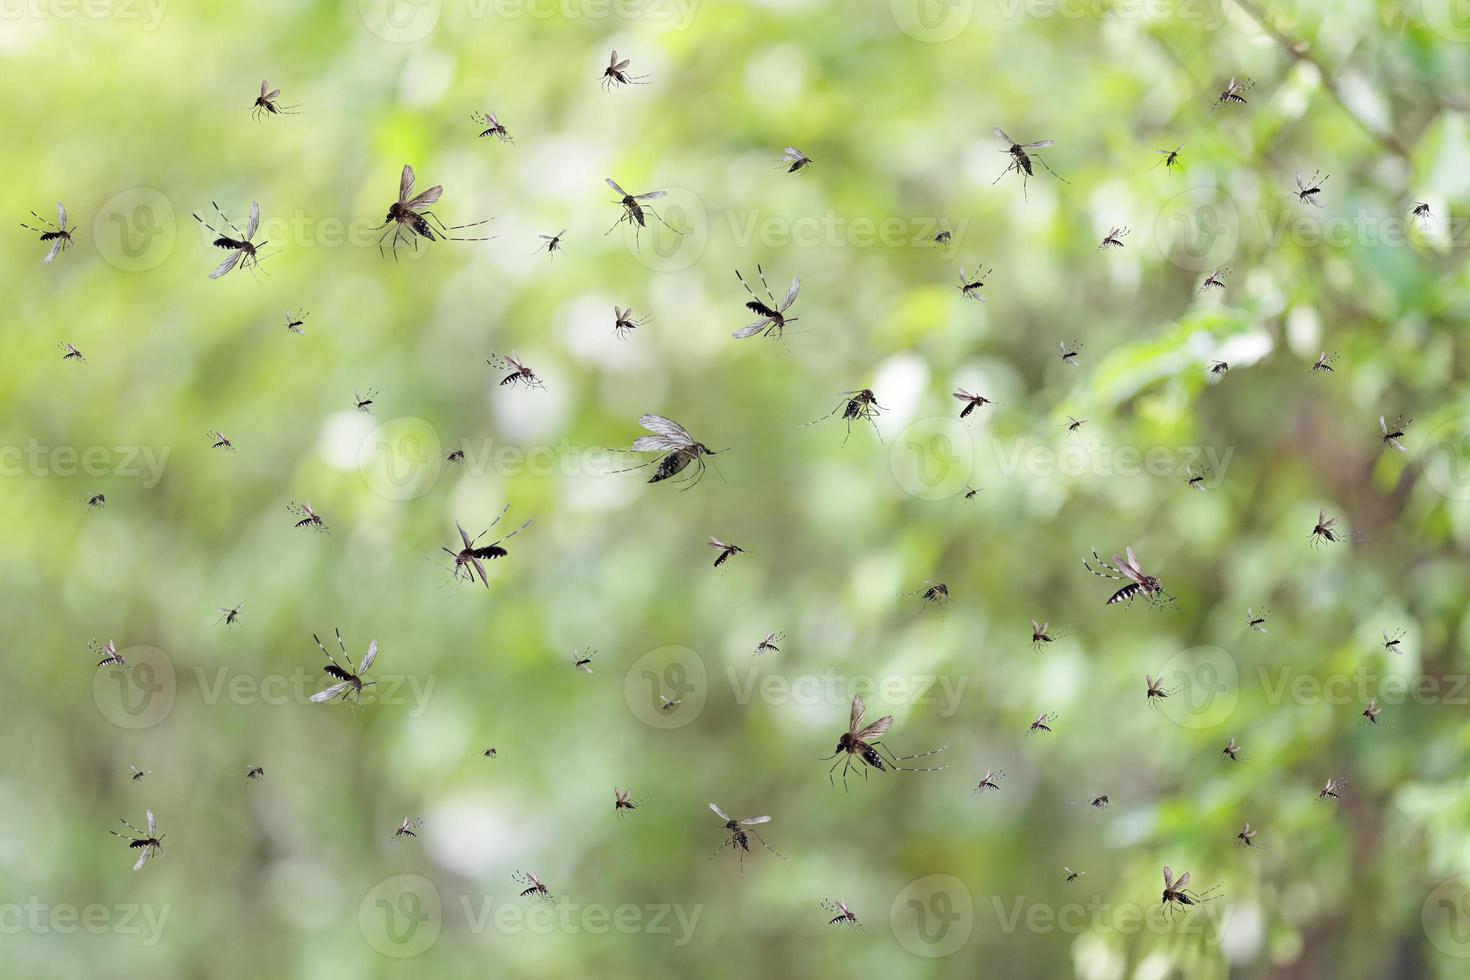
1236, 822, 1259, 847
1160, 866, 1220, 920
708, 802, 785, 874
442, 508, 533, 589
513, 870, 552, 901
482, 748, 497, 759
658, 694, 682, 712
353, 388, 378, 413
1027, 712, 1057, 735
708, 537, 745, 567
1086, 794, 1110, 811
379, 164, 493, 260
1382, 628, 1405, 655
214, 602, 244, 627
1059, 339, 1083, 366
1200, 268, 1230, 292
1309, 508, 1358, 547
572, 648, 595, 673
1294, 170, 1329, 207
535, 229, 566, 259
1152, 145, 1183, 171
1222, 737, 1243, 762
129, 765, 150, 782
194, 201, 268, 279
1208, 360, 1230, 379
804, 389, 884, 445
780, 147, 813, 173
613, 787, 642, 818
1409, 201, 1432, 230
1145, 673, 1182, 708
1317, 776, 1345, 801
823, 693, 949, 791
1247, 608, 1268, 633
755, 631, 784, 656
1097, 226, 1130, 251
59, 342, 85, 364
1310, 351, 1339, 374
1211, 76, 1254, 110
956, 265, 991, 303
822, 899, 860, 928
307, 629, 378, 704
1064, 867, 1086, 883
992, 127, 1067, 200
1084, 547, 1170, 606
1031, 620, 1066, 651
605, 177, 681, 248
284, 310, 308, 334
287, 500, 327, 532
203, 428, 236, 453
21, 202, 72, 262
251, 80, 298, 120
616, 414, 724, 488
385, 817, 420, 840
487, 352, 545, 390
1361, 699, 1381, 725
91, 639, 127, 669
1066, 416, 1087, 434
960, 484, 980, 500
445, 449, 465, 464
1379, 414, 1411, 452
733, 265, 800, 340
953, 388, 997, 417
83, 492, 106, 509
601, 50, 649, 90
110, 810, 163, 871
243, 765, 265, 781
974, 769, 1005, 793
1186, 465, 1209, 491
933, 227, 952, 246
901, 582, 950, 609
471, 110, 512, 142
613, 306, 649, 338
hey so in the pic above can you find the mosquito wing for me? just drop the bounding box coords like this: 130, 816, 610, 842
1019, 139, 1054, 150
609, 49, 619, 68
1174, 871, 1190, 889
265, 87, 281, 102
849, 694, 866, 733
605, 177, 628, 197
639, 414, 696, 447
45, 239, 62, 263
310, 681, 351, 702
359, 640, 379, 675
260, 79, 269, 98
407, 185, 443, 209
783, 147, 803, 161
1163, 866, 1174, 890
1125, 547, 1145, 577
709, 802, 731, 821
781, 276, 801, 310
732, 319, 773, 339
855, 715, 894, 741
457, 522, 475, 550
1295, 172, 1306, 192
133, 848, 152, 871
56, 202, 67, 227
954, 390, 976, 402
634, 190, 667, 201
631, 434, 684, 452
1110, 553, 1143, 582
1379, 415, 1388, 435
399, 164, 416, 203
739, 815, 771, 826
708, 537, 728, 550
245, 201, 260, 240
993, 127, 1013, 145
147, 810, 156, 835
209, 251, 242, 279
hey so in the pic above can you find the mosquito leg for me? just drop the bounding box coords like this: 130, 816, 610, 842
756, 264, 775, 306
750, 831, 786, 861
1033, 153, 1070, 183
865, 413, 884, 444
644, 205, 683, 236
214, 202, 244, 239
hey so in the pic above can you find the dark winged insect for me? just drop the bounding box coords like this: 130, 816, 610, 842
605, 177, 681, 249
84, 492, 106, 509
1236, 822, 1259, 847
780, 147, 813, 173
1186, 465, 1209, 491
353, 388, 378, 413
214, 602, 244, 627
208, 430, 234, 452
1309, 508, 1359, 548
1294, 170, 1329, 207
708, 537, 745, 567
1026, 712, 1057, 735
615, 414, 724, 489
1200, 268, 1230, 292
1310, 351, 1339, 374
129, 765, 150, 782
823, 693, 948, 791
1084, 547, 1170, 606
194, 201, 268, 280
1064, 867, 1086, 883
1382, 627, 1404, 655
1145, 673, 1182, 708
960, 484, 980, 499
1379, 414, 1410, 453
1065, 416, 1087, 433
974, 769, 1005, 793
613, 306, 649, 338
601, 50, 649, 90
932, 227, 952, 246
1086, 794, 1110, 811
243, 765, 265, 781
755, 631, 784, 656
1409, 201, 1432, 230
284, 309, 308, 334
307, 628, 378, 704
821, 899, 860, 928
992, 127, 1068, 200
1208, 360, 1230, 379
482, 748, 497, 759
901, 582, 950, 609
513, 870, 552, 900
614, 787, 642, 818
708, 802, 785, 874
1160, 866, 1220, 921
392, 817, 422, 840
487, 352, 545, 389
572, 648, 595, 673
379, 164, 493, 260
91, 639, 127, 669
1059, 339, 1083, 366
110, 809, 163, 871
1152, 145, 1182, 171
732, 265, 800, 340
21, 202, 72, 263
953, 388, 997, 417
471, 110, 512, 142
1098, 225, 1130, 251
445, 449, 465, 464
1247, 608, 1268, 633
1361, 699, 1381, 725
442, 507, 533, 588
252, 80, 299, 120
287, 500, 327, 532
1221, 737, 1243, 762
59, 342, 85, 364
1317, 776, 1345, 801
1211, 76, 1254, 110
804, 389, 883, 445
658, 694, 682, 712
957, 265, 991, 303
535, 229, 566, 259
1031, 620, 1067, 651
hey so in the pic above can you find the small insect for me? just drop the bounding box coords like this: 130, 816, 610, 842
482, 748, 497, 759
733, 266, 801, 340
616, 414, 724, 488
1361, 699, 1381, 725
445, 449, 465, 464
992, 126, 1068, 200
1208, 360, 1230, 378
823, 693, 949, 791
974, 769, 1005, 793
1221, 737, 1243, 762
1186, 465, 1209, 491
613, 787, 642, 817
470, 110, 512, 142
601, 49, 649, 90
658, 694, 682, 712
1152, 145, 1183, 171
59, 342, 85, 364
932, 226, 953, 246
1160, 866, 1221, 920
779, 147, 813, 173
214, 602, 245, 627
1294, 170, 1329, 207
307, 628, 378, 704
1086, 794, 1110, 810
821, 899, 860, 928
487, 352, 545, 390
953, 388, 997, 418
1097, 225, 1130, 251
1211, 76, 1254, 110
960, 484, 980, 500
605, 177, 681, 249
1065, 416, 1087, 433
83, 492, 107, 509
442, 508, 533, 589
804, 389, 884, 445
708, 802, 785, 874
1247, 608, 1269, 633
1309, 508, 1358, 548
535, 229, 567, 259
1317, 776, 1345, 801
392, 817, 422, 840
513, 870, 552, 901
1382, 628, 1405, 654
1145, 673, 1182, 707
901, 582, 950, 609
287, 500, 327, 532
1083, 547, 1170, 606
1201, 268, 1230, 292
754, 632, 784, 656
379, 164, 493, 261
1063, 867, 1086, 883
21, 202, 73, 263
1030, 620, 1064, 651
207, 430, 234, 452
251, 80, 299, 120
613, 305, 650, 338
194, 201, 268, 279
707, 537, 746, 567
956, 265, 991, 303
129, 765, 150, 782
353, 387, 379, 413
571, 648, 595, 673
1026, 712, 1057, 735
1409, 201, 1432, 229
1236, 822, 1259, 847
243, 765, 265, 781
1310, 351, 1339, 374
1059, 339, 1083, 366
1379, 414, 1411, 452
284, 309, 308, 334
110, 809, 164, 871
91, 639, 127, 669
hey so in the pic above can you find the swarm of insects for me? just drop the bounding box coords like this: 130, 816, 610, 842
605, 177, 681, 248
1153, 145, 1183, 171
392, 817, 422, 840
805, 389, 884, 445
1027, 712, 1057, 735
1361, 699, 1381, 725
1221, 737, 1244, 762
129, 765, 150, 782
379, 164, 493, 260
307, 629, 378, 704
1097, 225, 1130, 251
194, 201, 268, 279
1200, 268, 1230, 292
1236, 822, 1259, 847
110, 809, 164, 871
779, 147, 813, 173
613, 787, 642, 818
1059, 339, 1083, 367
974, 769, 1005, 793
1064, 867, 1086, 883
733, 266, 800, 340
708, 537, 745, 567
287, 500, 327, 532
571, 648, 595, 673
1382, 628, 1405, 655
1294, 170, 1329, 207
91, 639, 127, 669
992, 127, 1068, 199
823, 693, 948, 791
535, 230, 566, 259
1065, 416, 1087, 434
821, 899, 860, 928
1379, 415, 1411, 452
21, 202, 72, 263
956, 265, 991, 303
1160, 866, 1221, 921
708, 802, 785, 875
615, 414, 724, 488
1310, 351, 1339, 374
251, 80, 298, 120
754, 631, 784, 656
1211, 76, 1254, 110
601, 50, 649, 90
901, 582, 950, 609
1247, 608, 1269, 633
1317, 776, 1346, 801
471, 110, 512, 142
59, 342, 85, 364
441, 507, 533, 589
513, 870, 552, 901
1309, 508, 1360, 548
284, 310, 308, 334
1186, 465, 1210, 491
487, 352, 545, 390
1145, 673, 1182, 708
613, 306, 650, 338
1084, 547, 1170, 606
953, 388, 997, 417
214, 602, 244, 627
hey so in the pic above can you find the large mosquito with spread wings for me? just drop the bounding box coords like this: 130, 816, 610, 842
441, 506, 533, 588
308, 629, 378, 704
616, 414, 724, 488
1083, 546, 1171, 606
110, 809, 164, 871
823, 694, 948, 791
992, 127, 1067, 200
708, 802, 785, 874
605, 177, 682, 249
194, 201, 268, 279
732, 266, 800, 340
21, 202, 72, 263
379, 164, 492, 260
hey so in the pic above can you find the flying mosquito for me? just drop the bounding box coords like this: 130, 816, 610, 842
901, 582, 950, 609
59, 342, 85, 364
960, 484, 980, 500
287, 500, 327, 532
284, 310, 308, 334
1236, 822, 1259, 847
445, 449, 465, 464
953, 389, 997, 418
1186, 465, 1209, 491
1065, 416, 1087, 434
1200, 267, 1230, 292
1211, 76, 1254, 110
1145, 673, 1182, 708
708, 802, 785, 874
1059, 339, 1083, 366
571, 648, 595, 673
605, 177, 681, 248
1097, 225, 1130, 251
1247, 608, 1269, 633
194, 201, 268, 279
207, 430, 234, 452
823, 693, 949, 791
1309, 508, 1357, 548
487, 352, 545, 389
1382, 628, 1405, 654
1409, 201, 1432, 229
956, 265, 991, 303
307, 629, 378, 704
732, 265, 800, 340
379, 164, 493, 260
613, 787, 642, 818
91, 639, 126, 669
242, 766, 265, 781
110, 809, 164, 871
1152, 145, 1183, 171
821, 899, 860, 928
601, 50, 649, 90
251, 81, 299, 120
616, 414, 724, 488
1064, 867, 1086, 883
1027, 712, 1057, 735
441, 507, 533, 589
1361, 699, 1381, 725
513, 870, 552, 901
754, 631, 784, 656
1379, 415, 1411, 452
1208, 360, 1230, 379
974, 769, 1005, 793
992, 127, 1067, 199
129, 765, 150, 782
535, 229, 567, 259
1294, 170, 1329, 207
1083, 547, 1170, 606
83, 491, 106, 509
613, 306, 649, 338
658, 694, 682, 712
482, 748, 497, 759
1222, 737, 1243, 762
1317, 777, 1345, 801
21, 202, 72, 262
214, 602, 244, 627
1310, 351, 1339, 374
1084, 794, 1110, 811
708, 537, 745, 567
780, 147, 813, 173
353, 388, 378, 413
932, 226, 952, 246
470, 110, 512, 142
1160, 867, 1220, 920
391, 817, 422, 840
1031, 620, 1066, 651
804, 389, 884, 445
